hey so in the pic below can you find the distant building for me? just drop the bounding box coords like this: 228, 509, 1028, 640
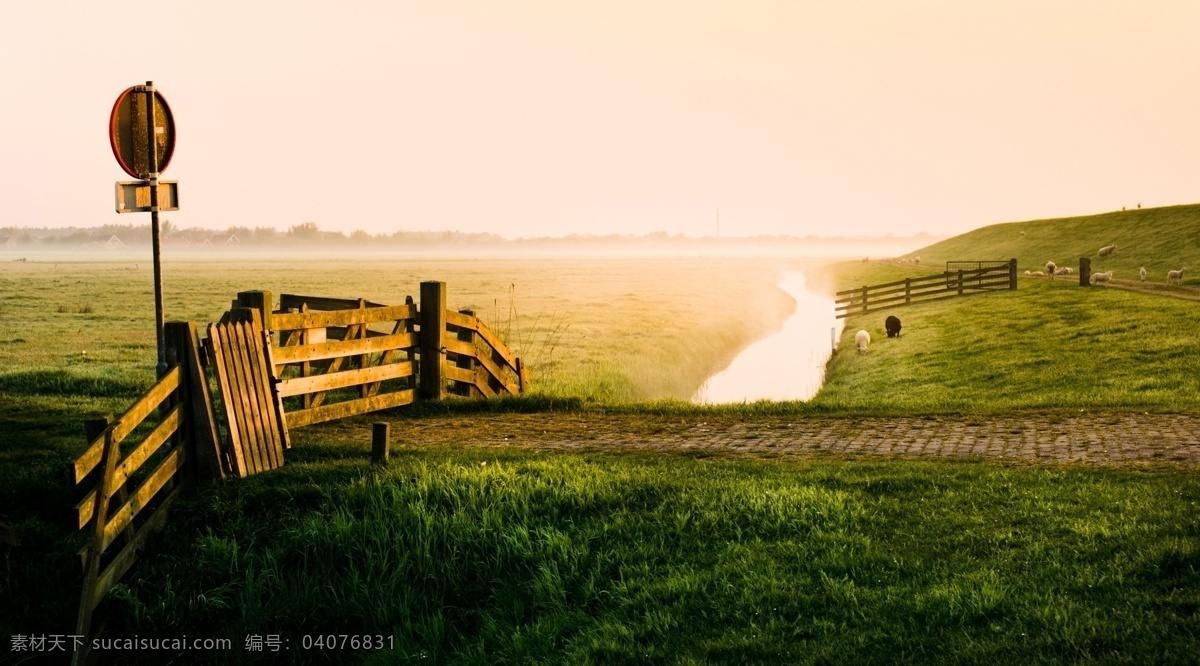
104, 235, 125, 249
207, 234, 240, 246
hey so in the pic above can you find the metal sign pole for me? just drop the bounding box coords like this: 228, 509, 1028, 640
144, 81, 167, 377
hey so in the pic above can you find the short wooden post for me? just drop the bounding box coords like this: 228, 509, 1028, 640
371, 422, 390, 465
456, 309, 479, 397
419, 281, 447, 401
861, 285, 868, 314
904, 278, 911, 305
957, 270, 964, 295
236, 291, 274, 335
1079, 257, 1091, 287
1009, 258, 1018, 290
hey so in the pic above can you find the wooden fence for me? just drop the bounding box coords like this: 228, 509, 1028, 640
233, 281, 526, 428
67, 280, 527, 656
70, 323, 221, 665
835, 259, 1016, 318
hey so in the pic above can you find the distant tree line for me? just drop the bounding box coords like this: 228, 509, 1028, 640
0, 222, 938, 248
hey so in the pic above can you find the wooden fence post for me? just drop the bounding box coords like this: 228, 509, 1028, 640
957, 270, 964, 295
1079, 257, 1091, 287
905, 278, 911, 305
372, 422, 390, 465
236, 291, 274, 335
1009, 258, 1018, 290
82, 415, 134, 547
419, 281, 447, 401
861, 285, 868, 314
166, 321, 225, 481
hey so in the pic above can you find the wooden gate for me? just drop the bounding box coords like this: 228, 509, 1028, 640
205, 308, 288, 477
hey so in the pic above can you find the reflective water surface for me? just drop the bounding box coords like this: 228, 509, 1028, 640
693, 271, 843, 404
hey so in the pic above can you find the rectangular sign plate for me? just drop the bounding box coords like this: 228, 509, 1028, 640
115, 180, 179, 213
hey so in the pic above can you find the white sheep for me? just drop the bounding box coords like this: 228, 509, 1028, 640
1019, 231, 1027, 238
1098, 244, 1117, 257
1045, 261, 1057, 275
1090, 270, 1114, 286
913, 256, 921, 265
1059, 267, 1074, 275
1167, 267, 1187, 286
855, 329, 870, 354
1139, 267, 1147, 282
1031, 271, 1046, 277
1023, 270, 1031, 275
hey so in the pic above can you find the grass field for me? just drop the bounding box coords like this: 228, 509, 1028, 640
809, 261, 1200, 413
3, 243, 1200, 663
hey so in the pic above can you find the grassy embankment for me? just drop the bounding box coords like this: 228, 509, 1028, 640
897, 202, 1200, 284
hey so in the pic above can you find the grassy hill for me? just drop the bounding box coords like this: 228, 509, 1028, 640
902, 203, 1200, 284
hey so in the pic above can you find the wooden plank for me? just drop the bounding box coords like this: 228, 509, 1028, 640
272, 331, 417, 364
231, 321, 276, 472
279, 293, 387, 312
73, 365, 182, 484
237, 319, 280, 471
444, 364, 475, 385
474, 365, 497, 398
76, 403, 183, 529
835, 289, 1003, 318
181, 322, 224, 481
223, 321, 265, 475
101, 445, 187, 552
286, 389, 416, 428
271, 304, 417, 332
278, 361, 415, 397
91, 481, 185, 610
445, 337, 520, 394
259, 320, 292, 451
366, 320, 407, 398
835, 274, 1011, 306
206, 326, 247, 477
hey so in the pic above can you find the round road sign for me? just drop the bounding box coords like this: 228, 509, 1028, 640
109, 85, 176, 179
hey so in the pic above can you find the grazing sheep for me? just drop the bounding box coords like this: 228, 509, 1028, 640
1045, 261, 1057, 275
1058, 266, 1073, 275
1023, 270, 1032, 275
855, 329, 870, 353
1139, 266, 1147, 282
913, 256, 921, 265
1098, 244, 1117, 257
1019, 231, 1027, 238
885, 315, 902, 338
1090, 270, 1114, 286
1167, 267, 1187, 286
1031, 271, 1046, 277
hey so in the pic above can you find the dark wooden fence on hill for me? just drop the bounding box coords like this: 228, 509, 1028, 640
835, 259, 1016, 318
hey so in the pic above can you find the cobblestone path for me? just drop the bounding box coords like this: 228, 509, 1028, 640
376, 412, 1200, 467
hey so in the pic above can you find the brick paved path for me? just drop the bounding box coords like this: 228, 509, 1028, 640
378, 412, 1200, 467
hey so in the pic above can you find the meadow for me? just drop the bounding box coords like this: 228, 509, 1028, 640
2, 234, 1199, 663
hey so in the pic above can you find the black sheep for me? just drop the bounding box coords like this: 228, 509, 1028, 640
885, 315, 901, 338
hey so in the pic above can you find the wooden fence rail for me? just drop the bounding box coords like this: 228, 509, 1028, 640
835, 260, 1016, 318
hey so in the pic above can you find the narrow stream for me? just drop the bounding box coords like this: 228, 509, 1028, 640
692, 271, 844, 404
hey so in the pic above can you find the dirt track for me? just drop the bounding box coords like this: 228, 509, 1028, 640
340, 412, 1200, 468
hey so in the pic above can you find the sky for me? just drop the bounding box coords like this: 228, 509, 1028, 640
2, 1, 1199, 239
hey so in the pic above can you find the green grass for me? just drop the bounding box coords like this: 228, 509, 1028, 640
809, 262, 1200, 413
83, 441, 1200, 664
897, 202, 1200, 282
3, 252, 1200, 663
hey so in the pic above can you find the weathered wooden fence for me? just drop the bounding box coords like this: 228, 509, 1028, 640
835, 259, 1016, 318
70, 323, 221, 665
67, 279, 526, 659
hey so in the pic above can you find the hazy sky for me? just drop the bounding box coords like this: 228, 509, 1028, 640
3, 1, 1198, 238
